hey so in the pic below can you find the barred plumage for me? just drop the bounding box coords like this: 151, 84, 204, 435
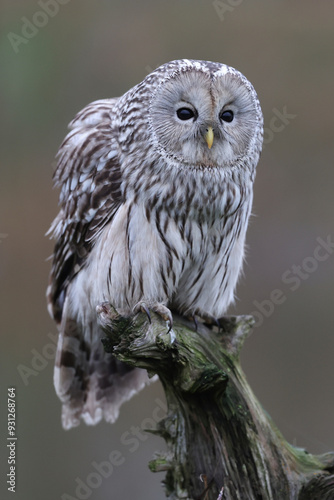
47, 59, 263, 429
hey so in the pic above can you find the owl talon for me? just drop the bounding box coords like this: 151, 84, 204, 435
196, 312, 221, 331
165, 310, 173, 332
191, 315, 199, 332
141, 304, 152, 323
133, 301, 151, 323
133, 301, 173, 330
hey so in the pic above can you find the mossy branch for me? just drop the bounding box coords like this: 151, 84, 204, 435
98, 303, 334, 500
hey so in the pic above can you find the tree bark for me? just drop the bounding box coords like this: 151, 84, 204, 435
98, 303, 334, 500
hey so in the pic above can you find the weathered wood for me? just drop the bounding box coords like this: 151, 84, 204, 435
98, 303, 334, 500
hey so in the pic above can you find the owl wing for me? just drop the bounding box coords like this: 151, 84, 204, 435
47, 98, 123, 323
48, 100, 153, 429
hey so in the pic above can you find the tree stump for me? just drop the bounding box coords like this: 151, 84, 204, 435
98, 303, 334, 500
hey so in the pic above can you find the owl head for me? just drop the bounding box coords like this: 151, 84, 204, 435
144, 59, 263, 172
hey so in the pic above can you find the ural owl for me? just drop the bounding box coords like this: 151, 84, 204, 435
47, 59, 263, 429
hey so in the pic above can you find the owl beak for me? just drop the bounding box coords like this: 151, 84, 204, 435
204, 127, 214, 149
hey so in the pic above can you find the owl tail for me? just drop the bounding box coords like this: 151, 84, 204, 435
54, 299, 153, 430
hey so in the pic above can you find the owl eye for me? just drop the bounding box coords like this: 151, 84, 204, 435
220, 110, 234, 123
176, 107, 196, 121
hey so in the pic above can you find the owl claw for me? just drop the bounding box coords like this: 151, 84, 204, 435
133, 301, 173, 331
164, 309, 174, 332
191, 315, 199, 332
141, 303, 152, 323
196, 312, 221, 332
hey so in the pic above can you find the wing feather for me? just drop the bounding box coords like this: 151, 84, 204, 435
48, 98, 153, 429
47, 98, 123, 322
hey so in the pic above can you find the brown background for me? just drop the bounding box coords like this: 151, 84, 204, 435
1, 1, 334, 499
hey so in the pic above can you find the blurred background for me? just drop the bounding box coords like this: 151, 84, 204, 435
1, 1, 333, 499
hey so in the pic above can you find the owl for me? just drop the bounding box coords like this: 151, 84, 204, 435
47, 59, 263, 429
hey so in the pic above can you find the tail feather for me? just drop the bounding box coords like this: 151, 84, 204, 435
54, 298, 154, 430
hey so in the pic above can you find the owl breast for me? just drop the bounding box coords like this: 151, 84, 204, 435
69, 166, 252, 323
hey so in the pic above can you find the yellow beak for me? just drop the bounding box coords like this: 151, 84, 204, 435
204, 126, 214, 149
